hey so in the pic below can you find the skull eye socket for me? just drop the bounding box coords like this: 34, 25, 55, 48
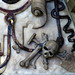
44, 46, 48, 50
49, 52, 53, 56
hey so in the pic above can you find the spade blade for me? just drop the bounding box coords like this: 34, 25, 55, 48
57, 51, 75, 72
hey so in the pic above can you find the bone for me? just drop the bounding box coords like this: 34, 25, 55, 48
41, 33, 48, 42
27, 33, 40, 45
12, 45, 20, 53
43, 57, 48, 70
20, 45, 41, 68
31, 53, 41, 69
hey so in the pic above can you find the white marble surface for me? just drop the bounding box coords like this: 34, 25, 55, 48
0, 0, 74, 75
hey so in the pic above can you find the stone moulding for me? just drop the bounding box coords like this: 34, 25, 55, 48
65, 0, 75, 26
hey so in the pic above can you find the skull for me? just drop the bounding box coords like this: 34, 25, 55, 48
42, 40, 59, 58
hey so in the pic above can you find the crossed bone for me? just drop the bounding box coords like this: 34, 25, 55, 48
19, 33, 49, 70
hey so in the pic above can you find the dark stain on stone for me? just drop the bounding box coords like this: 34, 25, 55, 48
2, 0, 20, 4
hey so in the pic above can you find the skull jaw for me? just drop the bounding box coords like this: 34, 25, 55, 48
43, 55, 54, 58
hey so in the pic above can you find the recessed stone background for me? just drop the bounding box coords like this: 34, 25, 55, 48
0, 0, 75, 75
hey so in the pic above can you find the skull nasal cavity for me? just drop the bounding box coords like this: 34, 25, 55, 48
44, 47, 48, 50
44, 53, 47, 55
